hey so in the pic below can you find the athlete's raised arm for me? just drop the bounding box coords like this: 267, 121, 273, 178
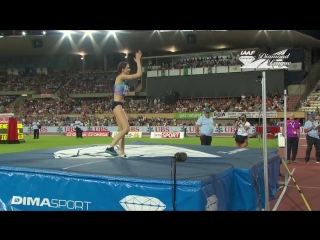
118, 50, 142, 81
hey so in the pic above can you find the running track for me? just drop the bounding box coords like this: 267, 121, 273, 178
271, 137, 320, 211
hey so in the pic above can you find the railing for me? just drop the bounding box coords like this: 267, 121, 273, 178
290, 60, 320, 111
144, 62, 303, 77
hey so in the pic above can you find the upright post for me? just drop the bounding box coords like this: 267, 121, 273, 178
284, 89, 288, 186
262, 71, 270, 211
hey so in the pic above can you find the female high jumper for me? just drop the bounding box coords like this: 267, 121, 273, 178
105, 50, 142, 157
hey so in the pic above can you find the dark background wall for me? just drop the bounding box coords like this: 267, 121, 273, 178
146, 70, 285, 98
285, 71, 305, 85
286, 48, 304, 63
141, 73, 147, 90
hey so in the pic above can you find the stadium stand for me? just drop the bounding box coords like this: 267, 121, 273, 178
145, 54, 242, 71
0, 72, 67, 93
1, 91, 284, 114
0, 93, 283, 127
0, 43, 316, 129
0, 95, 18, 113
298, 81, 320, 112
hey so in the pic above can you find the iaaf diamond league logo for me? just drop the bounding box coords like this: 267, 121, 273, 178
239, 49, 291, 69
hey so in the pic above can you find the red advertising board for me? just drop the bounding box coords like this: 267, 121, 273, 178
66, 131, 110, 137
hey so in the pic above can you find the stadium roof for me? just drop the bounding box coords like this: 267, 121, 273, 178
0, 30, 319, 57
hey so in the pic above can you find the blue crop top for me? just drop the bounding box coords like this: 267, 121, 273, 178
114, 81, 129, 97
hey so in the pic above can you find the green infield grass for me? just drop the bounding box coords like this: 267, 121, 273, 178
0, 135, 279, 155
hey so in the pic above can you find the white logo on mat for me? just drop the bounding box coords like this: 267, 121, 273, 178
119, 195, 166, 211
239, 49, 291, 69
0, 199, 20, 211
205, 195, 218, 211
53, 145, 220, 159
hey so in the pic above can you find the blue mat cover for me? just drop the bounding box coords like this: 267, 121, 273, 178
0, 143, 280, 211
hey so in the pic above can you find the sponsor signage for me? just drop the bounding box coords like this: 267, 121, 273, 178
150, 132, 184, 139
66, 131, 110, 137
41, 94, 52, 98
221, 112, 277, 119
174, 112, 277, 119
23, 125, 306, 135
10, 195, 91, 210
174, 113, 205, 119
112, 131, 142, 138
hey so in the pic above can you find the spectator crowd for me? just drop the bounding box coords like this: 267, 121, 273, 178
0, 71, 140, 97
0, 96, 282, 128
0, 72, 68, 93
0, 70, 284, 127
146, 55, 243, 71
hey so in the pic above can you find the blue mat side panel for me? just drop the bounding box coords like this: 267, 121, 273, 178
232, 153, 280, 211
258, 155, 281, 208
268, 155, 281, 199
201, 169, 234, 211
233, 168, 257, 211
0, 167, 203, 211
250, 163, 263, 211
